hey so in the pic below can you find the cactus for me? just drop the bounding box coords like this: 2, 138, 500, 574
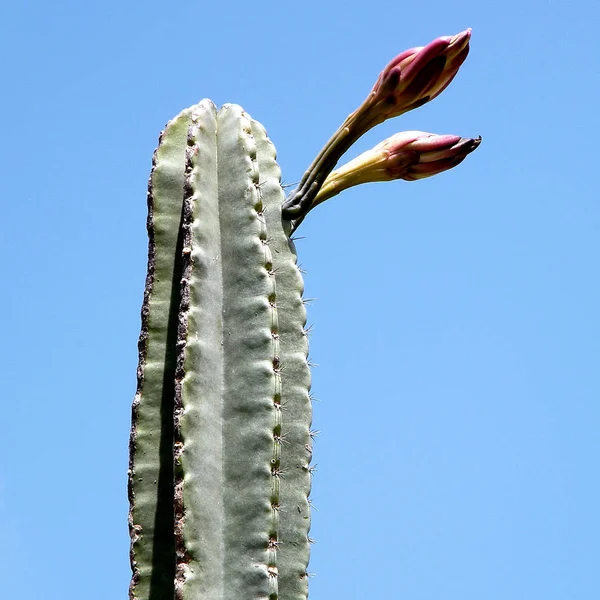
129, 30, 480, 600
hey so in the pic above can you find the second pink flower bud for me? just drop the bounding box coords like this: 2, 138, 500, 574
311, 131, 481, 208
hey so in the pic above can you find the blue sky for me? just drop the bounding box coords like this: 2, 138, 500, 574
0, 1, 598, 598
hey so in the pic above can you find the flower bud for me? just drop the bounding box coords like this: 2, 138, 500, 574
312, 130, 481, 207
358, 29, 472, 128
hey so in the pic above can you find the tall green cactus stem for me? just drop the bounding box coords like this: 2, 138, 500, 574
129, 101, 312, 600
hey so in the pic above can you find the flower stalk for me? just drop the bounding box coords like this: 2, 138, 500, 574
282, 29, 473, 224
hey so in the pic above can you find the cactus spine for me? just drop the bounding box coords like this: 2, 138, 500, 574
129, 29, 480, 600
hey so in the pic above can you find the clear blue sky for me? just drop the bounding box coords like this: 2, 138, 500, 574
1, 1, 598, 598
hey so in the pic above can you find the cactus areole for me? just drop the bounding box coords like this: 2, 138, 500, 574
128, 30, 480, 600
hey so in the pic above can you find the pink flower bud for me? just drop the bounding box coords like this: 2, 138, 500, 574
363, 29, 472, 125
311, 130, 481, 207
380, 130, 481, 180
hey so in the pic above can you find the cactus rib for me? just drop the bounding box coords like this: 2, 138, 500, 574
174, 102, 279, 599
252, 119, 313, 599
129, 108, 193, 600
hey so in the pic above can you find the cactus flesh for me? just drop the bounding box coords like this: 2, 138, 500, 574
129, 101, 311, 600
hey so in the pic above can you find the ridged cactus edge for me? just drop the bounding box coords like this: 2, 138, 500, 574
129, 29, 481, 600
